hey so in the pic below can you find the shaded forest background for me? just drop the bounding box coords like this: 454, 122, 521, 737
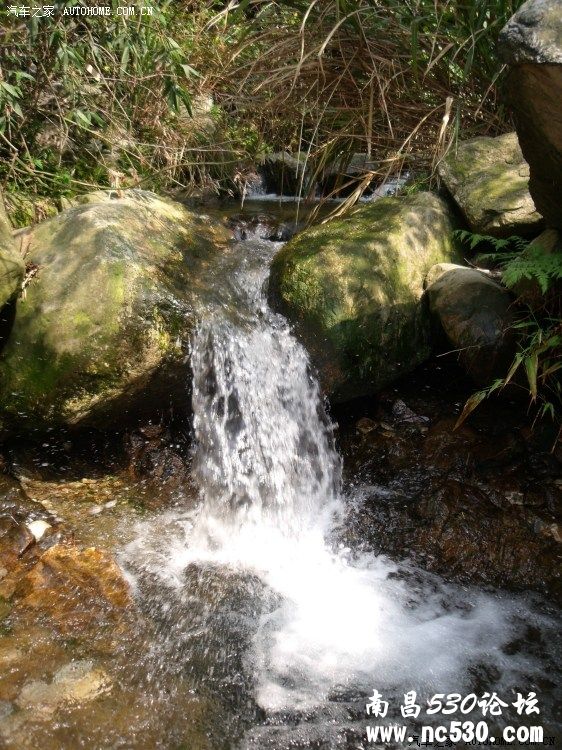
0, 0, 523, 221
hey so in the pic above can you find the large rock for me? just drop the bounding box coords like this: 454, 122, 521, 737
269, 192, 458, 402
17, 544, 131, 631
499, 0, 562, 229
511, 228, 562, 305
349, 405, 562, 595
425, 264, 516, 384
0, 194, 24, 311
0, 190, 230, 433
438, 132, 543, 237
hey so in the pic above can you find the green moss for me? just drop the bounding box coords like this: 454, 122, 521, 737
0, 190, 228, 433
270, 192, 457, 400
0, 196, 25, 308
4, 192, 60, 228
438, 133, 542, 238
72, 311, 92, 334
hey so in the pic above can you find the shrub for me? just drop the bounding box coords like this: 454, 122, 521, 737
454, 230, 562, 439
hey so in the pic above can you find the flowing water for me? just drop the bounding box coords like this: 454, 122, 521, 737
122, 211, 561, 748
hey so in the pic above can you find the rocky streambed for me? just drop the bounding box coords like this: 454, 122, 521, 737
0, 352, 560, 749
0, 5, 561, 736
0, 189, 560, 747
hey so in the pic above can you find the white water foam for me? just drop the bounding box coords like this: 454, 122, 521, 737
122, 231, 559, 731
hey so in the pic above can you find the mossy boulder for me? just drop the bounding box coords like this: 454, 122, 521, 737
0, 190, 230, 434
268, 192, 458, 402
425, 264, 517, 385
0, 195, 25, 311
438, 133, 543, 238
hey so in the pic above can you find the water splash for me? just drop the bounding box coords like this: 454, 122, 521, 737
122, 222, 560, 746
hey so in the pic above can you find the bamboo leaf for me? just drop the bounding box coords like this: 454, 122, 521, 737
454, 390, 488, 429
525, 353, 538, 400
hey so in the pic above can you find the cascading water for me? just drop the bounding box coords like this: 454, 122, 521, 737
189, 259, 341, 541
123, 209, 560, 749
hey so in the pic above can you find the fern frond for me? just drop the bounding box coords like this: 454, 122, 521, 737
453, 230, 527, 254
502, 245, 562, 294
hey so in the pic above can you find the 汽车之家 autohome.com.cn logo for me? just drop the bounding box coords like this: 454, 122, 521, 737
7, 5, 154, 17
364, 690, 553, 746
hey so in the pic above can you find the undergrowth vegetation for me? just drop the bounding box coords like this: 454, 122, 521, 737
1, 0, 523, 214
454, 231, 562, 439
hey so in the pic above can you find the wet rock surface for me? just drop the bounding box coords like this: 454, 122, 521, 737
0, 357, 560, 747
15, 544, 131, 631
337, 359, 562, 595
227, 213, 296, 242
125, 423, 197, 507
269, 192, 458, 402
0, 442, 215, 750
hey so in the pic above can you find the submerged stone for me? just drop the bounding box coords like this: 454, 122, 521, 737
16, 660, 111, 714
17, 544, 131, 631
0, 189, 230, 433
438, 132, 543, 237
268, 192, 458, 401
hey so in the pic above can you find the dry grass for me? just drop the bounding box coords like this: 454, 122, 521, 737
0, 0, 523, 207
207, 0, 522, 205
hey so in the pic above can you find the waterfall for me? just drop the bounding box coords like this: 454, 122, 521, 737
189, 237, 341, 544
122, 219, 560, 747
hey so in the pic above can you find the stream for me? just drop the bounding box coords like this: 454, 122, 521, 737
120, 206, 560, 748
0, 202, 560, 749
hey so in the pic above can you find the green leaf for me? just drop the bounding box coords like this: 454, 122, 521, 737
503, 353, 523, 386
524, 353, 538, 400
180, 63, 201, 79
73, 109, 92, 127
120, 45, 130, 73
0, 82, 20, 98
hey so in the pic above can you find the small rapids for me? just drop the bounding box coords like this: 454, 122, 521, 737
122, 212, 560, 749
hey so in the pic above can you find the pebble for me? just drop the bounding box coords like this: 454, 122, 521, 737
505, 491, 524, 506
16, 660, 111, 714
356, 417, 377, 434
26, 520, 52, 541
392, 398, 429, 424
